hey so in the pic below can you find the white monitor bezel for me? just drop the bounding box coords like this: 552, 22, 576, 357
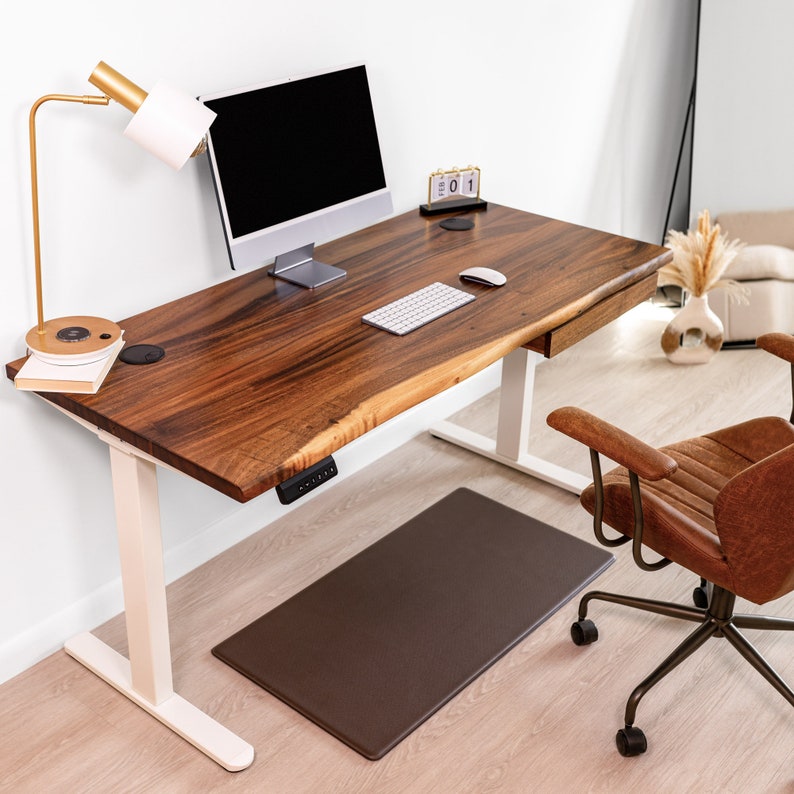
199, 62, 393, 274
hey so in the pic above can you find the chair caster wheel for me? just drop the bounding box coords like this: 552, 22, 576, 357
693, 585, 709, 608
571, 619, 598, 646
616, 725, 647, 756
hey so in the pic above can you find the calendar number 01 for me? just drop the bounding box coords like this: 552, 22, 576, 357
430, 167, 480, 203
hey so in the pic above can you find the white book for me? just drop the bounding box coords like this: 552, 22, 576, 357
14, 337, 125, 394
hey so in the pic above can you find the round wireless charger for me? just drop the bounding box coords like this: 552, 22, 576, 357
119, 344, 166, 365
439, 217, 474, 231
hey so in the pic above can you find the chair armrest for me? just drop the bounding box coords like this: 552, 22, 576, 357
547, 407, 678, 481
757, 332, 794, 364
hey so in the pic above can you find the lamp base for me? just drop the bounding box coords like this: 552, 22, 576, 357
26, 315, 122, 365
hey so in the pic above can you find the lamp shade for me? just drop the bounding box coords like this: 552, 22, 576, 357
123, 79, 217, 170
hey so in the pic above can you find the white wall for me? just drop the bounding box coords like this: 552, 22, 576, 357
0, 0, 698, 684
691, 0, 794, 219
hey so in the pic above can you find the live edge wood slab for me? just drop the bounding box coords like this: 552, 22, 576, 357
6, 204, 671, 502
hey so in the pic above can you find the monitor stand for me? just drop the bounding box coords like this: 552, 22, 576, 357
268, 243, 346, 289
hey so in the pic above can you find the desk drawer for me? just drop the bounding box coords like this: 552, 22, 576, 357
525, 273, 658, 358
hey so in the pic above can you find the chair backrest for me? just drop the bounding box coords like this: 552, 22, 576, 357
714, 442, 794, 604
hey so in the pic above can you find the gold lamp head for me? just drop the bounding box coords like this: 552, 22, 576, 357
88, 61, 148, 113
24, 62, 216, 365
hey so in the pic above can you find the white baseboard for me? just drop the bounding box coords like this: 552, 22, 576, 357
0, 363, 501, 686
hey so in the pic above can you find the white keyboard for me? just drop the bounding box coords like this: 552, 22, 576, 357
362, 282, 476, 335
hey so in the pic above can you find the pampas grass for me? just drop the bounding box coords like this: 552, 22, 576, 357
660, 209, 749, 301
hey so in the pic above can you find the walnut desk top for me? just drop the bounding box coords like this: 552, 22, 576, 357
7, 204, 671, 503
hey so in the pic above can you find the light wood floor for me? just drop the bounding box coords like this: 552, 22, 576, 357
3, 301, 793, 793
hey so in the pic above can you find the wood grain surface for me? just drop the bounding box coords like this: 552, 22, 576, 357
6, 204, 670, 501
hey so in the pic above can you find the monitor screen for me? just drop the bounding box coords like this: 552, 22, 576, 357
199, 63, 393, 287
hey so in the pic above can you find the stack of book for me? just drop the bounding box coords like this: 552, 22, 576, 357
14, 336, 125, 394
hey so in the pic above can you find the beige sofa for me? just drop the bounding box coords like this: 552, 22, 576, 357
709, 208, 794, 344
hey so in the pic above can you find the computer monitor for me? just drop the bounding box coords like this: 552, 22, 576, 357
199, 63, 393, 288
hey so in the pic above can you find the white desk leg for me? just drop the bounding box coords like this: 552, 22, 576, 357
430, 347, 590, 494
64, 444, 254, 772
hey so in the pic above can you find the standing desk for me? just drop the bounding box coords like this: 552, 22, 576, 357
6, 203, 671, 770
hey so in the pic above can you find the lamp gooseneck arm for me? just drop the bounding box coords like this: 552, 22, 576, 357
28, 93, 109, 336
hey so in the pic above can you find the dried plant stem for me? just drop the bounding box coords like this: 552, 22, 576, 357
659, 209, 748, 302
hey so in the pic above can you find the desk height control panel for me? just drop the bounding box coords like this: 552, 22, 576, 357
276, 455, 339, 504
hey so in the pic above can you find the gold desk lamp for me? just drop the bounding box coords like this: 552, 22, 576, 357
26, 61, 216, 365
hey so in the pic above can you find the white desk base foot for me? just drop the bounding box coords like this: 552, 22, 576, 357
65, 632, 254, 772
429, 420, 590, 495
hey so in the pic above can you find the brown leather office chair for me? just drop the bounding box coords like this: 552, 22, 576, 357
547, 332, 794, 756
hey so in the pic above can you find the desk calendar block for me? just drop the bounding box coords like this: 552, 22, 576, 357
420, 165, 487, 216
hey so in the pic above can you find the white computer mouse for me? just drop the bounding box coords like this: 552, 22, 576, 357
458, 266, 507, 287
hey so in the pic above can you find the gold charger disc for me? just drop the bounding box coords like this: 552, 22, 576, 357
26, 315, 122, 364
